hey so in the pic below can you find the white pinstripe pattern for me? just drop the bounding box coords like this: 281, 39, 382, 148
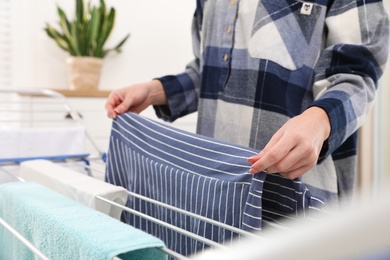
112, 125, 251, 180
105, 113, 326, 256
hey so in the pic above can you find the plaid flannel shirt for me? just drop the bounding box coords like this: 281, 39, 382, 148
155, 0, 389, 201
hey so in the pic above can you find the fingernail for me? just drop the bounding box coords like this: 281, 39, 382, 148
107, 113, 116, 119
249, 168, 256, 174
247, 156, 255, 161
247, 156, 257, 164
114, 108, 120, 113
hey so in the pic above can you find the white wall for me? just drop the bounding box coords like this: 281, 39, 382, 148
357, 1, 390, 193
376, 0, 390, 186
11, 0, 196, 91
7, 1, 390, 188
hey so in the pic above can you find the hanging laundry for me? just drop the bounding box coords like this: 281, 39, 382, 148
105, 112, 325, 256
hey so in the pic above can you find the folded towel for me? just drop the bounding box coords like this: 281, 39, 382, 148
0, 182, 166, 260
0, 127, 86, 162
19, 159, 128, 220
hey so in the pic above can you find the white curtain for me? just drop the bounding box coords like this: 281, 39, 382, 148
357, 2, 390, 195
0, 0, 11, 88
378, 0, 390, 186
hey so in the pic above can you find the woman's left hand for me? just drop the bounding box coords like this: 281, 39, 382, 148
247, 107, 331, 179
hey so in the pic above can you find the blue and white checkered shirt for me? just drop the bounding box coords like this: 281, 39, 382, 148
155, 0, 389, 201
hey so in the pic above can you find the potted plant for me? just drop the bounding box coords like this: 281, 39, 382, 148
44, 0, 130, 92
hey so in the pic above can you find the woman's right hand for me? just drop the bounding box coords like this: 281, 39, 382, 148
105, 80, 167, 119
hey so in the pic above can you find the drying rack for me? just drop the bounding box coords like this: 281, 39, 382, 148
0, 88, 266, 259
3, 171, 390, 260
0, 88, 389, 260
0, 88, 105, 177
0, 88, 111, 258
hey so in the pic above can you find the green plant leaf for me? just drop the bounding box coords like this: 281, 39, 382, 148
44, 24, 65, 42
79, 20, 90, 55
97, 0, 106, 44
76, 0, 85, 23
57, 6, 71, 36
95, 7, 116, 57
76, 0, 87, 55
114, 34, 130, 50
57, 6, 77, 55
45, 0, 129, 58
44, 25, 77, 55
106, 33, 130, 54
43, 25, 56, 40
99, 0, 106, 20
70, 22, 82, 56
86, 7, 100, 56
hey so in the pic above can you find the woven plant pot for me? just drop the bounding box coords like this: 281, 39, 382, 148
66, 56, 103, 91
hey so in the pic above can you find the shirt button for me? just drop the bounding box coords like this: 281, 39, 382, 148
231, 0, 235, 5
226, 26, 231, 34
223, 54, 228, 61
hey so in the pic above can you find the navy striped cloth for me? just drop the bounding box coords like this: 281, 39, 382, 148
105, 112, 324, 256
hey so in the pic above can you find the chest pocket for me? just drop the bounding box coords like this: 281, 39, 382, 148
248, 0, 325, 71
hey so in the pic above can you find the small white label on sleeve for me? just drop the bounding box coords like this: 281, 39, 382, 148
301, 3, 313, 15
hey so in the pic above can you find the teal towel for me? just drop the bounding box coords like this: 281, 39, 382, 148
0, 182, 166, 260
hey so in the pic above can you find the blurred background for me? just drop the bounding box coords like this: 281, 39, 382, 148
0, 0, 389, 197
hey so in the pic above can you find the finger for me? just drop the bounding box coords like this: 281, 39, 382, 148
249, 137, 294, 174
105, 104, 118, 119
247, 155, 259, 164
114, 95, 136, 115
263, 145, 306, 174
274, 140, 321, 175
105, 93, 122, 118
279, 163, 314, 180
267, 139, 318, 173
106, 112, 117, 119
266, 141, 320, 175
247, 131, 284, 164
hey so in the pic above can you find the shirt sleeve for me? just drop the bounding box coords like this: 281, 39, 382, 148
310, 0, 389, 160
153, 10, 202, 122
